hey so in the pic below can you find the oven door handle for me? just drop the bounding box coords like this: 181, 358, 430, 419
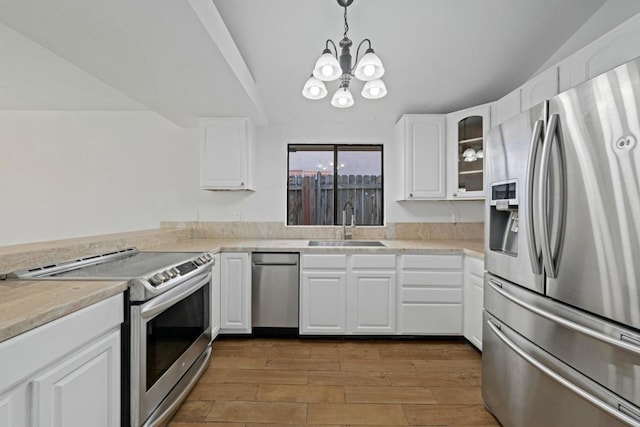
140, 271, 211, 320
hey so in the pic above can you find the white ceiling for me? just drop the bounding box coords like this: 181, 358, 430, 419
0, 0, 608, 126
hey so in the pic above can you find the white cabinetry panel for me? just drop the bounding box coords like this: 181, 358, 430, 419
521, 66, 558, 111
396, 115, 447, 200
220, 252, 251, 333
31, 331, 120, 427
491, 88, 521, 127
200, 118, 255, 190
301, 272, 347, 334
349, 255, 396, 334
0, 294, 123, 427
211, 253, 221, 339
463, 255, 485, 350
399, 254, 463, 335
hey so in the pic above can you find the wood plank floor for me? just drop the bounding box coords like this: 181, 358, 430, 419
168, 337, 499, 426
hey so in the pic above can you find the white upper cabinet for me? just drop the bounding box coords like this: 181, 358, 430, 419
521, 66, 558, 111
446, 104, 490, 200
562, 13, 640, 92
491, 88, 521, 127
396, 114, 447, 200
200, 118, 255, 190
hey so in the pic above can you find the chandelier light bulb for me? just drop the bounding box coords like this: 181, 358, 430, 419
302, 76, 328, 100
313, 51, 341, 81
331, 87, 354, 108
354, 50, 385, 81
361, 79, 387, 99
363, 64, 376, 77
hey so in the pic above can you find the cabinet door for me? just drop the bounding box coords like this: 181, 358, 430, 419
300, 271, 347, 334
446, 105, 490, 199
220, 252, 251, 333
463, 256, 485, 350
211, 253, 221, 339
563, 13, 640, 91
491, 88, 521, 127
521, 66, 558, 111
31, 330, 120, 427
397, 115, 446, 199
200, 118, 254, 190
350, 271, 396, 333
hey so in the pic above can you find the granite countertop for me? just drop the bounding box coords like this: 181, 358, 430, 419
0, 237, 482, 343
0, 279, 127, 343
149, 238, 485, 258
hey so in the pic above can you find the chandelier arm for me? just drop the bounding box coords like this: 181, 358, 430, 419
325, 39, 339, 58
352, 38, 372, 72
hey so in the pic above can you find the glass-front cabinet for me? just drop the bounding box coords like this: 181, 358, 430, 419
446, 104, 490, 199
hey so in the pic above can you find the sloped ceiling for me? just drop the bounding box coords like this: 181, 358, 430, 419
0, 0, 607, 126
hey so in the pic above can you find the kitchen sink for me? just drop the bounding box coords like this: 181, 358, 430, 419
308, 240, 386, 247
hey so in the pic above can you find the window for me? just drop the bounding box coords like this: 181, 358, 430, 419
287, 144, 383, 226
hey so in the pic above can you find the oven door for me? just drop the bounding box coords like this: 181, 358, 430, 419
131, 270, 212, 426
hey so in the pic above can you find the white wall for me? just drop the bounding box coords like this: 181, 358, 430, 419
182, 121, 484, 224
0, 114, 483, 246
0, 111, 199, 246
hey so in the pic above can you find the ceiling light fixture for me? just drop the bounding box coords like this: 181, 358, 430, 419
302, 0, 386, 108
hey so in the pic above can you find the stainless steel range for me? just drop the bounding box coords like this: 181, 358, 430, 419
9, 248, 214, 427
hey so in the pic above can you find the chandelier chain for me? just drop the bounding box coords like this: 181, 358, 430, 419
343, 5, 349, 39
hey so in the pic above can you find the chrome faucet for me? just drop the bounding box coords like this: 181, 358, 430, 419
342, 201, 355, 240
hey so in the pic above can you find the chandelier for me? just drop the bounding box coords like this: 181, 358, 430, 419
302, 0, 387, 108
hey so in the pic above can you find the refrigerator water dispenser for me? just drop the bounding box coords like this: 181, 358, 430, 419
489, 180, 519, 256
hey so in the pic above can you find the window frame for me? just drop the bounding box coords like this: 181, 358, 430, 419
287, 144, 384, 226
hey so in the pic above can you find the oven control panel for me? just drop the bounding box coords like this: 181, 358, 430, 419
147, 253, 214, 286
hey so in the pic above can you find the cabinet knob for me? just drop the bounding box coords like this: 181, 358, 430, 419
240, 182, 244, 186
452, 193, 457, 197
409, 193, 413, 198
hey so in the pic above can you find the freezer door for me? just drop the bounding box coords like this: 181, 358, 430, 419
484, 104, 545, 293
544, 56, 640, 329
482, 311, 640, 427
484, 274, 640, 408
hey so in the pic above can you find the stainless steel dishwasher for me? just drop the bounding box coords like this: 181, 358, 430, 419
251, 252, 300, 336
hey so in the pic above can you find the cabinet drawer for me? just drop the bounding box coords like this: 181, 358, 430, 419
401, 271, 462, 287
465, 256, 485, 278
401, 304, 462, 334
351, 254, 396, 270
302, 254, 347, 269
402, 287, 462, 303
401, 254, 462, 270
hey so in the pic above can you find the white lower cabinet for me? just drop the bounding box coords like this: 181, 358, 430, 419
349, 255, 397, 334
300, 254, 347, 334
463, 255, 485, 350
399, 254, 463, 334
220, 252, 251, 334
211, 253, 221, 339
0, 294, 123, 427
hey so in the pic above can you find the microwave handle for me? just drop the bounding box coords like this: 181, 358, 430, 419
140, 271, 211, 319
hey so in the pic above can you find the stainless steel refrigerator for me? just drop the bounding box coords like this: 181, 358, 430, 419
483, 56, 640, 426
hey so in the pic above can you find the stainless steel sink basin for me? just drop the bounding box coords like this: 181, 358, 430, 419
308, 240, 385, 247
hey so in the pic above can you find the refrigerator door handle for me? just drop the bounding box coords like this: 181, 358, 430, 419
526, 119, 544, 274
486, 318, 640, 426
539, 113, 562, 278
487, 279, 640, 355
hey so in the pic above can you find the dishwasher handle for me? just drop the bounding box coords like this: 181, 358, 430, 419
253, 261, 299, 266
